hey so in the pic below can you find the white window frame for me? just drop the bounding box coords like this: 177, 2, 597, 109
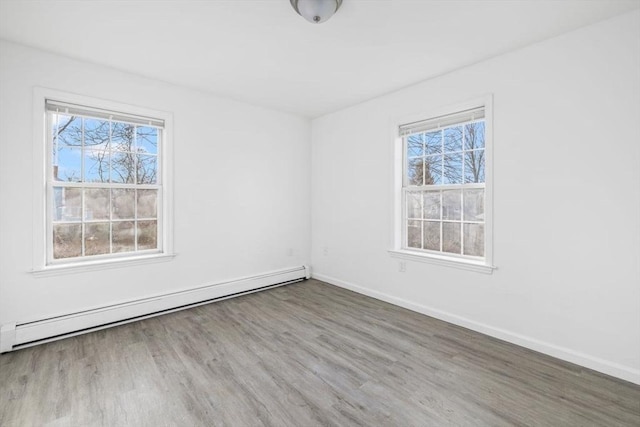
32, 88, 175, 276
389, 96, 495, 274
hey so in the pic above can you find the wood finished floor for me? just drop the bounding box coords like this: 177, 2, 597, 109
1, 279, 639, 427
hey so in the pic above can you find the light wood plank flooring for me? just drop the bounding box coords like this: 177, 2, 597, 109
1, 279, 639, 426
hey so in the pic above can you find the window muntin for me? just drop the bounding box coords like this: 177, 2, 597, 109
47, 101, 164, 263
401, 111, 486, 260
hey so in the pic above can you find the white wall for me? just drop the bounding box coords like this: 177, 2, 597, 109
0, 41, 311, 325
311, 10, 640, 383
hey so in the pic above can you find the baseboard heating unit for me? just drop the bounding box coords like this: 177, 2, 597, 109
0, 265, 310, 353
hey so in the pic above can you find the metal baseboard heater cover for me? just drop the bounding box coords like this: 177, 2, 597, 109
0, 265, 310, 352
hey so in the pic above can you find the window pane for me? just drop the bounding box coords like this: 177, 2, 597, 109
53, 115, 82, 148
113, 221, 135, 253
424, 155, 442, 185
84, 149, 110, 183
464, 150, 485, 183
406, 192, 422, 219
47, 106, 165, 264
443, 126, 462, 153
464, 122, 485, 150
55, 147, 82, 182
443, 153, 463, 184
406, 134, 423, 158
407, 158, 423, 186
111, 151, 136, 183
52, 115, 81, 182
137, 189, 158, 218
85, 188, 110, 220
463, 189, 484, 222
136, 126, 158, 155
138, 220, 157, 250
442, 190, 461, 221
407, 220, 422, 248
83, 118, 110, 151
422, 191, 441, 220
111, 122, 135, 152
112, 189, 135, 219
84, 223, 110, 256
402, 113, 487, 260
443, 222, 461, 254
53, 224, 82, 259
137, 154, 157, 184
425, 130, 442, 155
53, 187, 82, 221
464, 223, 484, 257
423, 221, 440, 251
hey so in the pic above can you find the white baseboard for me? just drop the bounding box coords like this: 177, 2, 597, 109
312, 272, 640, 385
1, 266, 309, 352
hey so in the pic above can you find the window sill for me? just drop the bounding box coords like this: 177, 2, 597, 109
388, 249, 495, 274
31, 253, 177, 277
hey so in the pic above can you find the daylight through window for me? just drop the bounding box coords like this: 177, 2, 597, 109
400, 107, 486, 260
46, 100, 164, 263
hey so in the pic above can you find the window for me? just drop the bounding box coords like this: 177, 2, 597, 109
392, 100, 493, 272
42, 98, 171, 267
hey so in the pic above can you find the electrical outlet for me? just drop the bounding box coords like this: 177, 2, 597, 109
399, 261, 406, 273
286, 248, 293, 256
323, 247, 329, 256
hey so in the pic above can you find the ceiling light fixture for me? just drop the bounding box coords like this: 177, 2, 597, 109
290, 0, 343, 24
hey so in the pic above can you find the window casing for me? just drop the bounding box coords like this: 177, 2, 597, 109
392, 99, 493, 272
43, 98, 169, 267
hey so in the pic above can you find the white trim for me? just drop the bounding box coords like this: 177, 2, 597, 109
31, 253, 177, 277
312, 273, 640, 385
45, 99, 165, 128
484, 96, 494, 268
5, 266, 308, 351
32, 87, 174, 272
388, 249, 495, 274
399, 106, 485, 136
390, 95, 494, 271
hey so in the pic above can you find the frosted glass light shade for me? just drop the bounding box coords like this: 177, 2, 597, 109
290, 0, 343, 24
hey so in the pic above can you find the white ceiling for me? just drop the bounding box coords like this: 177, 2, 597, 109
1, 0, 638, 118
